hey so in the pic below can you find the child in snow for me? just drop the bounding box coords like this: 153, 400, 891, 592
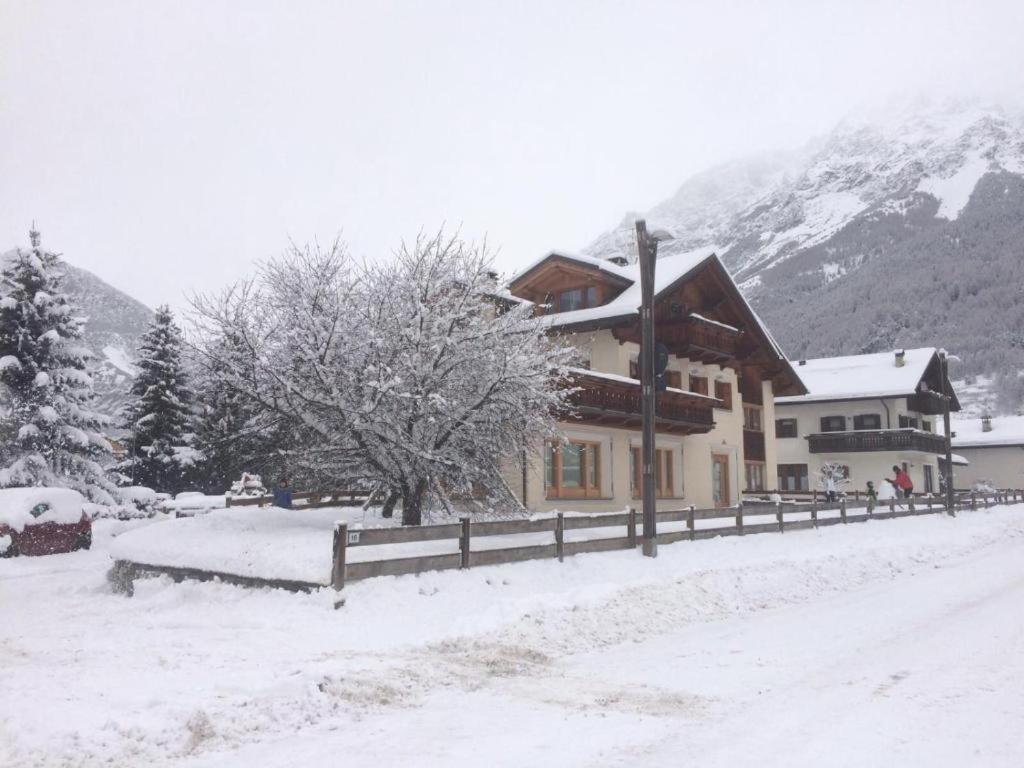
273, 479, 293, 509
865, 481, 877, 503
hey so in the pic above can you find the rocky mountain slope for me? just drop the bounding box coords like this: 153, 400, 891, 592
585, 99, 1024, 413
62, 263, 151, 421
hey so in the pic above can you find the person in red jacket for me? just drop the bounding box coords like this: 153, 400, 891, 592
891, 465, 914, 498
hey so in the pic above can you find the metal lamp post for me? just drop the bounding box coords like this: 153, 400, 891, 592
635, 220, 673, 557
939, 350, 959, 517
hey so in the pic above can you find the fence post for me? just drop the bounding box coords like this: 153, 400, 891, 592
811, 499, 818, 529
927, 497, 933, 514
840, 497, 847, 524
627, 506, 637, 548
331, 522, 347, 591
854, 489, 860, 502
908, 494, 915, 515
776, 502, 784, 533
688, 505, 695, 541
971, 492, 977, 510
460, 516, 471, 569
888, 498, 895, 515
225, 495, 233, 509
736, 502, 744, 536
555, 512, 565, 563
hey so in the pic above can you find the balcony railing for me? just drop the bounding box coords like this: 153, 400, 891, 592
807, 428, 947, 455
906, 391, 948, 416
565, 371, 716, 434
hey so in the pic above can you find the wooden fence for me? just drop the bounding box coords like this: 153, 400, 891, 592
112, 489, 1024, 597
329, 488, 1024, 589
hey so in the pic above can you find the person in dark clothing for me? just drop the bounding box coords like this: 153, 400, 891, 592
273, 479, 293, 509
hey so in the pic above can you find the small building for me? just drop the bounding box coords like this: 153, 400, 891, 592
949, 414, 1024, 490
504, 248, 805, 512
773, 348, 960, 496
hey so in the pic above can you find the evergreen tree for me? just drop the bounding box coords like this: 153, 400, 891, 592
190, 331, 287, 493
123, 305, 194, 493
0, 229, 116, 502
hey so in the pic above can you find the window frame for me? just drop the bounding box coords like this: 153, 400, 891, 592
545, 439, 602, 499
744, 461, 766, 492
820, 415, 846, 433
853, 413, 882, 430
778, 463, 809, 492
743, 404, 763, 432
776, 418, 798, 438
714, 380, 733, 410
630, 446, 676, 498
689, 375, 709, 396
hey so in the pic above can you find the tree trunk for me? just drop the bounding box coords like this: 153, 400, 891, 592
381, 490, 399, 519
401, 478, 429, 526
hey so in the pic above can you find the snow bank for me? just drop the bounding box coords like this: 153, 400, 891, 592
0, 487, 85, 532
108, 506, 340, 583
158, 494, 227, 515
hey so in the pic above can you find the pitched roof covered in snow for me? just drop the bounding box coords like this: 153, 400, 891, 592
950, 414, 1024, 448
776, 347, 959, 407
507, 245, 805, 395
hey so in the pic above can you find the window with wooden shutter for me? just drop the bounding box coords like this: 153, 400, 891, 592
714, 380, 732, 409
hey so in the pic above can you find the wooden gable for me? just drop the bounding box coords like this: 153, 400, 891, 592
508, 255, 631, 311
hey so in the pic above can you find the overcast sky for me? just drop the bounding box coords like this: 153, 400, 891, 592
2, 0, 1023, 310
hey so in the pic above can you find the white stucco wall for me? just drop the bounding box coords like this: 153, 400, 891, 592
504, 330, 774, 512
774, 396, 942, 494
951, 445, 1024, 489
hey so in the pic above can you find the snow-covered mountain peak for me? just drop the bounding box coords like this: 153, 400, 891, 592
585, 100, 1024, 279
583, 99, 1024, 411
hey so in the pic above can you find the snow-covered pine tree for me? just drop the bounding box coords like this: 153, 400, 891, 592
123, 305, 195, 493
0, 229, 116, 502
190, 329, 292, 493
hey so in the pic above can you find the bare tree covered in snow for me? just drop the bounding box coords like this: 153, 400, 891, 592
192, 232, 572, 524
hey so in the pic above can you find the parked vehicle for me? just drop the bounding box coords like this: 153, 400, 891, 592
0, 488, 91, 557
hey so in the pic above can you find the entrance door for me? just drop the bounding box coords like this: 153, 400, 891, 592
712, 453, 730, 508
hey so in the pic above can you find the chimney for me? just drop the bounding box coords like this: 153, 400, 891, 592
798, 359, 807, 366
894, 349, 906, 368
982, 414, 992, 433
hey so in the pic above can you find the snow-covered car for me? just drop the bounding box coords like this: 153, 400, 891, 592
0, 487, 91, 557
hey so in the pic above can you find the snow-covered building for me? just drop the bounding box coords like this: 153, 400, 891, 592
948, 415, 1024, 490
504, 248, 806, 512
774, 348, 961, 496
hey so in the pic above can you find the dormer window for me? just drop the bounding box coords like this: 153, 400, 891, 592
557, 286, 600, 313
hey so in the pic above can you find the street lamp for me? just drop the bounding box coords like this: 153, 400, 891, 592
636, 220, 673, 557
939, 350, 960, 516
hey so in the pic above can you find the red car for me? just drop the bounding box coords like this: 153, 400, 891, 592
0, 487, 92, 557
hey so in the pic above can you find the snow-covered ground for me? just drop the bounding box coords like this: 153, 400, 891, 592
3, 508, 1024, 767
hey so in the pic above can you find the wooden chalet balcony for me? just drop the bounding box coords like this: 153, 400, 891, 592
563, 370, 717, 435
807, 428, 947, 455
906, 391, 948, 416
743, 429, 766, 461
613, 313, 742, 364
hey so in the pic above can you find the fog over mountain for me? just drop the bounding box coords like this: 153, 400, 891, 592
62, 262, 150, 421
585, 99, 1024, 415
